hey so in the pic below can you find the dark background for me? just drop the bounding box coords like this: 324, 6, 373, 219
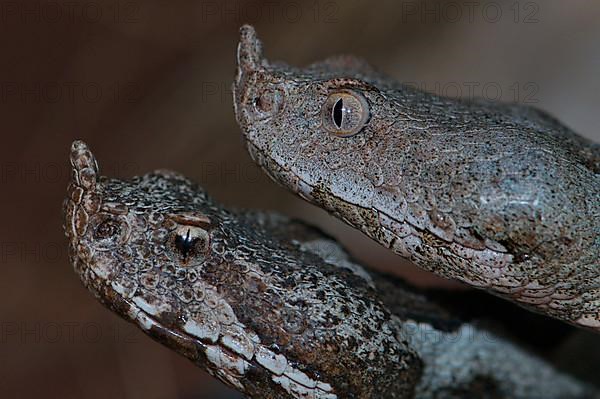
1, 0, 599, 398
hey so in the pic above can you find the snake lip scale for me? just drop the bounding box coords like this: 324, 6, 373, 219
64, 141, 599, 398
232, 25, 600, 331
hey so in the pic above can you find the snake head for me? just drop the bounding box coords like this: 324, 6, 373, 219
64, 141, 213, 302
233, 25, 397, 207
233, 27, 600, 331
64, 141, 232, 381
64, 141, 423, 398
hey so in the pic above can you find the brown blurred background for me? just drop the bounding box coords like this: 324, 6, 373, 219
1, 0, 599, 398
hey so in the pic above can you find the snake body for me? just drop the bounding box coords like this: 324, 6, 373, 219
233, 25, 600, 330
64, 141, 597, 398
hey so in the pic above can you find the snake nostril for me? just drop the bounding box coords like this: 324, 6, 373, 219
250, 86, 285, 120
95, 220, 121, 239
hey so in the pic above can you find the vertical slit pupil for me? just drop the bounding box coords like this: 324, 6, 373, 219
175, 228, 196, 259
333, 98, 344, 128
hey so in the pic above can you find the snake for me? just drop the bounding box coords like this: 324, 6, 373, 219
64, 141, 598, 398
232, 25, 600, 330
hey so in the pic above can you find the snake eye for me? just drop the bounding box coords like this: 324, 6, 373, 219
172, 226, 210, 262
322, 90, 370, 137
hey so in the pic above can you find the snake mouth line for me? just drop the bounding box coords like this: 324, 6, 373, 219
241, 140, 582, 317
75, 260, 338, 398
244, 140, 315, 203
243, 140, 513, 264
75, 264, 211, 349
82, 268, 257, 388
243, 140, 598, 329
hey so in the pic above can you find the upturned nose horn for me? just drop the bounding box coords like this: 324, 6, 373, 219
236, 25, 264, 81
233, 25, 266, 119
70, 140, 99, 191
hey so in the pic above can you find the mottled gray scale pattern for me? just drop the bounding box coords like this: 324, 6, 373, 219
65, 141, 598, 399
64, 141, 420, 398
233, 25, 600, 330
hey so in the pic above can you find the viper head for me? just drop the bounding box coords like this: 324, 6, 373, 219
64, 141, 254, 390
64, 141, 421, 398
